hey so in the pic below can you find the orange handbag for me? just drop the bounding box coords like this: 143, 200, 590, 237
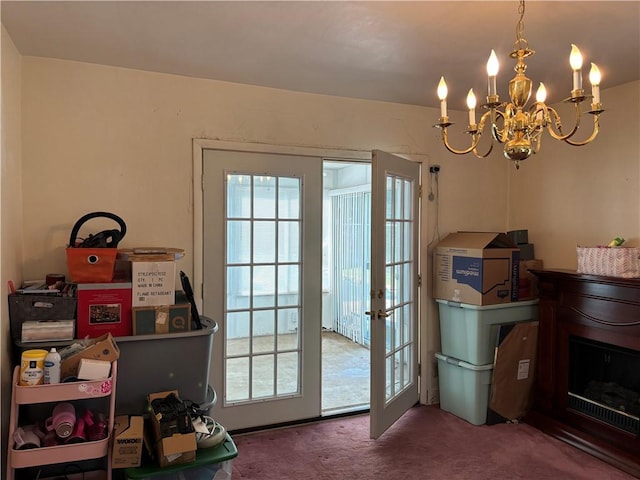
66, 212, 127, 283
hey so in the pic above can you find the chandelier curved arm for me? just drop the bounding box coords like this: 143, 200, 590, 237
436, 110, 497, 157
540, 103, 581, 141
437, 128, 482, 155
471, 110, 497, 157
489, 109, 508, 144
563, 113, 601, 146
472, 139, 494, 158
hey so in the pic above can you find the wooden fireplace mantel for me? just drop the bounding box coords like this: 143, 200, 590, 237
527, 269, 640, 478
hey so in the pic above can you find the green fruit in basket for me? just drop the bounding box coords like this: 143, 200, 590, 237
607, 237, 625, 247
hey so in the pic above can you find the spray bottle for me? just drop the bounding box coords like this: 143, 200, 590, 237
44, 347, 61, 384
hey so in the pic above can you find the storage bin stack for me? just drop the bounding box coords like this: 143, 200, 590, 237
435, 300, 539, 425
433, 231, 539, 425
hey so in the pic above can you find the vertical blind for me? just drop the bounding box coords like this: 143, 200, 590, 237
331, 191, 371, 347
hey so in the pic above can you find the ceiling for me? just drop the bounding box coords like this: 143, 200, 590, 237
2, 1, 639, 110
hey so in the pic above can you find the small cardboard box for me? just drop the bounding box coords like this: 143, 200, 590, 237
433, 231, 520, 305
112, 415, 144, 468
489, 321, 539, 421
132, 260, 176, 307
59, 332, 120, 380
77, 282, 132, 338
519, 259, 543, 300
132, 303, 191, 335
148, 390, 197, 468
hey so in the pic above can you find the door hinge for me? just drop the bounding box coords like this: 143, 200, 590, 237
417, 274, 422, 288
418, 184, 422, 198
417, 363, 421, 376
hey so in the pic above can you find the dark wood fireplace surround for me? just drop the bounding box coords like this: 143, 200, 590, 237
527, 270, 640, 477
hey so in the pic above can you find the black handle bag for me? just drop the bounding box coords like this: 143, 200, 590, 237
66, 212, 127, 283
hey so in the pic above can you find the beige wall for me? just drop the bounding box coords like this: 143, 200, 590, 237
508, 81, 640, 267
1, 24, 24, 468
20, 56, 435, 278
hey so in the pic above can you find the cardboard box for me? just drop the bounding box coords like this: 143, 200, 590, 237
58, 332, 120, 380
132, 260, 176, 307
112, 415, 144, 468
489, 321, 539, 421
519, 259, 543, 299
77, 282, 132, 338
434, 232, 520, 305
77, 358, 112, 380
132, 303, 191, 335
148, 390, 196, 468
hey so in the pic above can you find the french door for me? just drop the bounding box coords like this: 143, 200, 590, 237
199, 144, 420, 434
369, 150, 421, 439
203, 149, 322, 430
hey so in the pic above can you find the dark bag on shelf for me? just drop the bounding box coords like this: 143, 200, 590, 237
66, 212, 127, 283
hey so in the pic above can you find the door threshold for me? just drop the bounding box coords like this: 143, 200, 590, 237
230, 407, 369, 436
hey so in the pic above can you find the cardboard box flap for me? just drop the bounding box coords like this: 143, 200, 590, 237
438, 232, 516, 250
114, 415, 144, 437
59, 332, 120, 380
161, 432, 197, 456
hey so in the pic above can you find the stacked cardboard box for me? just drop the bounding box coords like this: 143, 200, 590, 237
75, 248, 193, 338
117, 248, 192, 335
507, 229, 543, 300
433, 231, 520, 306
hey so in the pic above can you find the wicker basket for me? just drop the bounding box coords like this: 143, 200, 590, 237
576, 246, 640, 278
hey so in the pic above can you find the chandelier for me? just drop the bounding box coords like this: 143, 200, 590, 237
433, 0, 604, 169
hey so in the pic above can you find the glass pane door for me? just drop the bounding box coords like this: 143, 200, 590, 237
225, 174, 302, 402
203, 150, 322, 431
370, 150, 420, 439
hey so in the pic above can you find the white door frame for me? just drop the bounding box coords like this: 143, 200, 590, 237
192, 138, 430, 412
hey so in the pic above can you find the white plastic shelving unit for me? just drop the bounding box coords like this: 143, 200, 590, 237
6, 361, 117, 480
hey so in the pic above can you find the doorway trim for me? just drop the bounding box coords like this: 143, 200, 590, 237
191, 138, 430, 407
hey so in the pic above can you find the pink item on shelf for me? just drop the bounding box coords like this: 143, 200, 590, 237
65, 418, 86, 444
45, 402, 76, 439
13, 426, 40, 450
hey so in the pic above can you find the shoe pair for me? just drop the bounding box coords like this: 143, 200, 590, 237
193, 416, 226, 449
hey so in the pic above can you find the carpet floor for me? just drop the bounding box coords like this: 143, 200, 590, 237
231, 404, 637, 479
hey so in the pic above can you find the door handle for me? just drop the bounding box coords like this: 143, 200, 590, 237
365, 310, 391, 319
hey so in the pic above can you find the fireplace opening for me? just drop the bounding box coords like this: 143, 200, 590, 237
568, 336, 640, 435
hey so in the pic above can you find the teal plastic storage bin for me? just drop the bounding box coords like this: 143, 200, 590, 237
437, 299, 538, 365
435, 352, 493, 425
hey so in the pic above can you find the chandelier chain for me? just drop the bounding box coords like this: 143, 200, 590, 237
515, 0, 528, 51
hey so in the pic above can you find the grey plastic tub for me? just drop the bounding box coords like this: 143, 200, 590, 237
114, 317, 217, 415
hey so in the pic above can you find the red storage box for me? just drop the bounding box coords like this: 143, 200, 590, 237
77, 282, 132, 338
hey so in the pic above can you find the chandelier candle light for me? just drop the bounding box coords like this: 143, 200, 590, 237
434, 0, 604, 169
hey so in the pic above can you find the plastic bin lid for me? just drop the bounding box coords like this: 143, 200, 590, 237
435, 352, 494, 370
435, 298, 539, 310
